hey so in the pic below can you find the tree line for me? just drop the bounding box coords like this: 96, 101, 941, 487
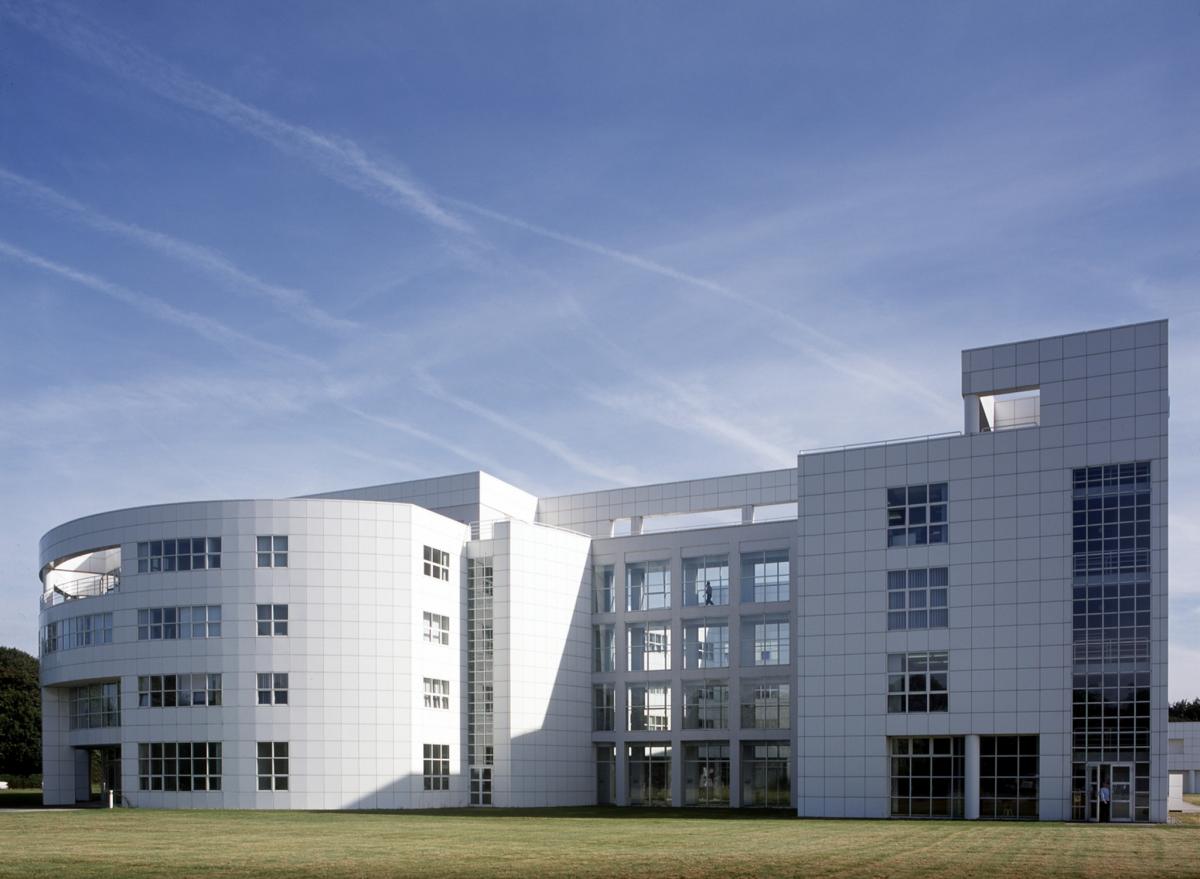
1170, 698, 1200, 722
0, 647, 41, 782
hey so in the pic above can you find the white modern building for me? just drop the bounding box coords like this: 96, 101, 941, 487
1168, 722, 1200, 800
38, 320, 1169, 821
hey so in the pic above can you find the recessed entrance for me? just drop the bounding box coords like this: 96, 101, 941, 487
1087, 762, 1132, 823
74, 745, 121, 804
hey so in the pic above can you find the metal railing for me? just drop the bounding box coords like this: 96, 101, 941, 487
41, 572, 120, 608
799, 430, 962, 456
469, 519, 591, 541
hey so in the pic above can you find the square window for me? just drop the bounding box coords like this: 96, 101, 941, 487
886, 485, 948, 546
257, 536, 290, 568
257, 604, 288, 637
888, 651, 948, 713
423, 545, 450, 581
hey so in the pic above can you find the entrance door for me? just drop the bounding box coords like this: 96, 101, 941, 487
1087, 762, 1133, 823
1109, 763, 1133, 822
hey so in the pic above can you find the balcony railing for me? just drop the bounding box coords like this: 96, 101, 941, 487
41, 572, 120, 608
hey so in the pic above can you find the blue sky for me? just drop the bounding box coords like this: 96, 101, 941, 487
1, 2, 1197, 695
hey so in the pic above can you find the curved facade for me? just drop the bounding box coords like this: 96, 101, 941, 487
40, 498, 478, 808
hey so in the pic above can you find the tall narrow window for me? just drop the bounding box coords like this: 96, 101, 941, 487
424, 744, 450, 790
684, 743, 730, 807
980, 735, 1039, 820
256, 741, 288, 790
593, 564, 615, 613
596, 746, 617, 805
593, 683, 615, 731
593, 624, 617, 672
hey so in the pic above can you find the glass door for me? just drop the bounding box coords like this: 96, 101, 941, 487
1109, 763, 1133, 822
1087, 762, 1133, 823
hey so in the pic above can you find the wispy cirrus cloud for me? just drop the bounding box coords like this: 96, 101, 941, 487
0, 0, 467, 234
0, 239, 322, 370
445, 197, 952, 417
1, 1, 949, 420
338, 404, 519, 481
0, 166, 356, 333
413, 368, 641, 487
547, 296, 798, 467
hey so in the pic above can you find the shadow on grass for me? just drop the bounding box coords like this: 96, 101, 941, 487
0, 789, 44, 809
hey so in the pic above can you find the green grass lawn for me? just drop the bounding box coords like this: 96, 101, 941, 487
1, 807, 1199, 879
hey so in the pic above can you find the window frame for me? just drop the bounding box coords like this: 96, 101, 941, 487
137, 537, 222, 574
683, 555, 730, 607
627, 682, 672, 732
887, 651, 949, 713
626, 560, 671, 612
682, 620, 730, 670
256, 741, 289, 791
138, 673, 222, 708
423, 677, 450, 710
256, 672, 289, 706
740, 681, 790, 729
887, 483, 948, 547
423, 545, 450, 581
682, 681, 729, 730
627, 622, 671, 672
593, 683, 616, 731
137, 606, 220, 641
423, 611, 450, 646
887, 567, 949, 631
256, 604, 289, 637
138, 741, 221, 792
256, 535, 288, 568
423, 743, 450, 791
740, 550, 790, 603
